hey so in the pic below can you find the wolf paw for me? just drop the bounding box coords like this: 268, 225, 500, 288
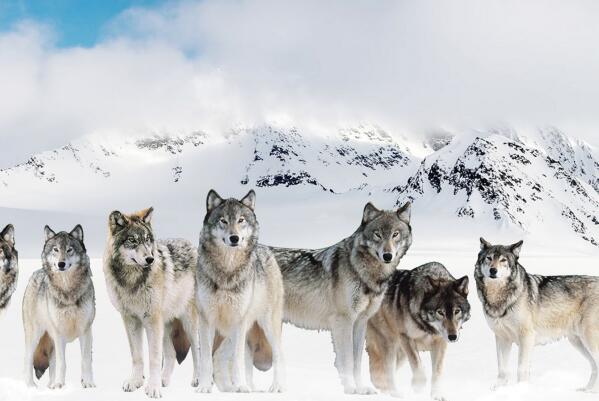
356, 386, 377, 395
81, 380, 96, 389
491, 378, 508, 391
49, 382, 65, 390
389, 389, 405, 398
432, 393, 448, 401
343, 385, 357, 394
144, 383, 162, 398
269, 382, 285, 393
228, 384, 251, 393
195, 383, 212, 393
411, 376, 426, 393
190, 377, 200, 387
161, 377, 170, 387
122, 377, 144, 392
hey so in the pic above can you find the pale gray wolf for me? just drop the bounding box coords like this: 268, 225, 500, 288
103, 207, 200, 398
0, 224, 18, 312
476, 238, 599, 392
366, 262, 470, 400
22, 225, 95, 389
263, 201, 413, 394
195, 189, 285, 393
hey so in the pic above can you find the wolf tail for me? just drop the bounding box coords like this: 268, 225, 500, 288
33, 332, 54, 379
247, 323, 273, 371
170, 318, 191, 364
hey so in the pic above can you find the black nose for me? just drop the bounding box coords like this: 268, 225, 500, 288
145, 256, 154, 265
383, 253, 393, 263
448, 334, 458, 342
489, 267, 498, 276
229, 235, 239, 245
58, 261, 66, 270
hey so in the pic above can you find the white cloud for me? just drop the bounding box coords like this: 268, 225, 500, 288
1, 0, 599, 166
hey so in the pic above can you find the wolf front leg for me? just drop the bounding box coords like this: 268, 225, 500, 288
330, 315, 357, 394
493, 335, 512, 389
122, 314, 144, 392
79, 328, 95, 388
517, 331, 535, 383
196, 315, 215, 393
398, 334, 426, 393
144, 315, 165, 398
161, 322, 176, 387
23, 328, 43, 388
228, 319, 250, 392
49, 335, 66, 389
430, 339, 447, 401
352, 316, 376, 394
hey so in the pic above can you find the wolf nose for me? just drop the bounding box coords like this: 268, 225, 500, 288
382, 253, 393, 263
489, 267, 498, 276
229, 235, 240, 245
448, 334, 458, 342
145, 256, 154, 265
57, 261, 66, 270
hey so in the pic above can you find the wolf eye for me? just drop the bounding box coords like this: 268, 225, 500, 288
53, 247, 59, 252
436, 309, 445, 317
373, 231, 381, 240
499, 257, 507, 263
392, 231, 400, 238
127, 236, 135, 243
238, 217, 245, 224
66, 248, 73, 254
486, 256, 492, 261
219, 218, 228, 225
454, 309, 462, 316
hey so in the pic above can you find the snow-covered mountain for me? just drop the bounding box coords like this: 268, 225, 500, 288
0, 125, 597, 250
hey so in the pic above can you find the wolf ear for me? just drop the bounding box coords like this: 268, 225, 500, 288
140, 207, 154, 224
480, 237, 492, 250
206, 190, 224, 212
44, 225, 56, 241
454, 276, 469, 297
70, 224, 84, 242
427, 276, 440, 291
0, 224, 14, 247
396, 202, 411, 223
240, 189, 256, 211
362, 202, 380, 224
510, 240, 524, 258
109, 211, 128, 233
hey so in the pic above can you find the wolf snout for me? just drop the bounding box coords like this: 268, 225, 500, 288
448, 334, 458, 342
57, 261, 66, 271
229, 235, 240, 246
382, 253, 393, 263
145, 256, 155, 265
489, 267, 498, 278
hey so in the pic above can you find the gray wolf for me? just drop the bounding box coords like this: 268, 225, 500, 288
476, 238, 599, 392
366, 262, 470, 400
0, 224, 18, 312
103, 207, 200, 398
267, 201, 412, 394
22, 225, 95, 389
195, 189, 285, 393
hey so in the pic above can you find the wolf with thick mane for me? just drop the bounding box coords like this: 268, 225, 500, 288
195, 189, 285, 393
0, 224, 17, 312
476, 238, 599, 392
261, 201, 412, 394
104, 207, 200, 398
23, 225, 95, 389
367, 262, 470, 400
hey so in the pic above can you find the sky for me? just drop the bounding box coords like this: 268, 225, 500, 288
0, 0, 598, 166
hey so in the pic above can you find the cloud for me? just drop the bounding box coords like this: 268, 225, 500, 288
1, 0, 599, 166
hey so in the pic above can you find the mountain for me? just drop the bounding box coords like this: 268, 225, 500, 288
0, 125, 597, 250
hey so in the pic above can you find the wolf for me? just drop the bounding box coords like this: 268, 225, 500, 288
366, 262, 470, 400
195, 189, 285, 393
0, 224, 18, 312
476, 238, 599, 392
103, 207, 200, 398
22, 225, 95, 389
259, 201, 413, 394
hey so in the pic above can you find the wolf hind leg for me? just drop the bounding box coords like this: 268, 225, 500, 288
574, 334, 599, 392
257, 308, 285, 393
180, 307, 201, 387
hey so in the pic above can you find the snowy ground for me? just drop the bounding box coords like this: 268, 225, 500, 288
1, 251, 598, 401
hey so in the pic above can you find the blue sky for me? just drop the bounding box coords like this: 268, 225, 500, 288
0, 0, 165, 47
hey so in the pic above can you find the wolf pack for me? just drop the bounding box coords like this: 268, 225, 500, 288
0, 190, 598, 400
